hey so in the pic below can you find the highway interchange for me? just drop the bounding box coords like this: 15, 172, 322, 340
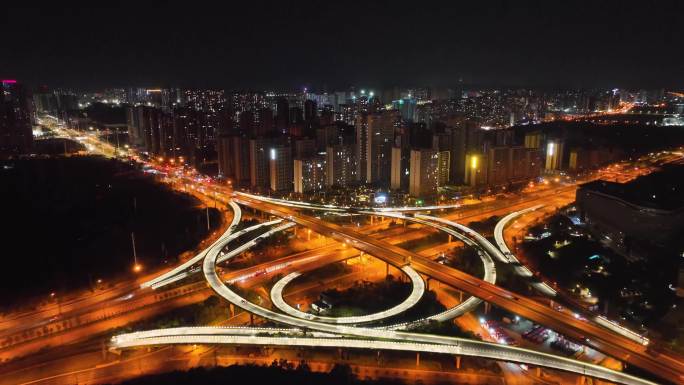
109, 190, 681, 385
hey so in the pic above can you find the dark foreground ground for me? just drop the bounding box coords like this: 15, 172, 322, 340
115, 363, 405, 385
0, 156, 221, 309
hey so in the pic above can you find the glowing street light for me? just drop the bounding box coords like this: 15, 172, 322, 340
131, 232, 142, 273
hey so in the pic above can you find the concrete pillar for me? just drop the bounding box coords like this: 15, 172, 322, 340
371, 216, 374, 225
386, 262, 389, 277
536, 367, 541, 378
416, 352, 420, 367
459, 290, 463, 303
250, 313, 254, 325
484, 302, 490, 314
229, 303, 235, 317
455, 355, 461, 369
448, 234, 452, 243
426, 278, 430, 291
576, 375, 586, 385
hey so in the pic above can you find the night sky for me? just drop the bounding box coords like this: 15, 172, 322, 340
3, 1, 683, 90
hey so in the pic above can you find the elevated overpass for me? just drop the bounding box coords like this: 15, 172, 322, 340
233, 194, 684, 384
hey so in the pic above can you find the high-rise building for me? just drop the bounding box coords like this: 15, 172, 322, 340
437, 150, 451, 186
325, 144, 356, 187
250, 138, 272, 190
392, 97, 417, 121
511, 147, 542, 181
315, 124, 340, 150
238, 110, 255, 135
294, 138, 316, 158
409, 149, 439, 197
217, 135, 252, 186
33, 89, 78, 116
0, 80, 33, 156
544, 139, 564, 171
217, 136, 234, 179
254, 107, 274, 137
269, 145, 293, 191
484, 146, 543, 186
338, 104, 355, 125
294, 156, 326, 193
464, 152, 488, 187
276, 97, 289, 133
487, 146, 511, 186
183, 88, 227, 144
356, 111, 398, 185
319, 105, 335, 126
289, 106, 303, 125
524, 131, 542, 149
126, 105, 163, 153
124, 105, 176, 157
390, 146, 404, 190
172, 107, 201, 161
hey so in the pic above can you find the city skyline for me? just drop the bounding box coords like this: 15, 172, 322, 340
2, 3, 684, 385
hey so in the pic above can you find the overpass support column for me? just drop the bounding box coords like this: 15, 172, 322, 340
484, 302, 490, 314
455, 355, 461, 369
250, 313, 254, 325
448, 234, 452, 243
576, 375, 586, 385
386, 262, 389, 277
459, 290, 463, 303
536, 367, 541, 378
416, 352, 420, 367
426, 277, 430, 291
370, 216, 374, 225
403, 219, 407, 228
229, 303, 235, 317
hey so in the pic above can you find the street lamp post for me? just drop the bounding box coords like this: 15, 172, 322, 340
131, 232, 141, 273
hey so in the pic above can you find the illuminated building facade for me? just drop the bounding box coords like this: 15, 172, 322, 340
544, 139, 564, 171
409, 149, 439, 197
325, 144, 356, 187
465, 152, 487, 187
294, 156, 326, 193
269, 145, 293, 191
